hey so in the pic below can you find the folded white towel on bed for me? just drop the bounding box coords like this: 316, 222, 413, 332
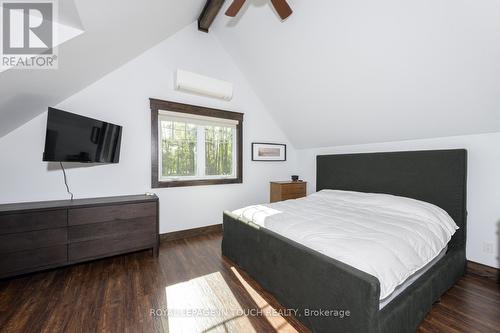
232, 189, 458, 300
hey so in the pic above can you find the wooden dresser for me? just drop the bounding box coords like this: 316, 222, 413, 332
270, 181, 307, 203
0, 194, 159, 279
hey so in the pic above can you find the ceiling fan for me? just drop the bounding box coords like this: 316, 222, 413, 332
225, 0, 293, 20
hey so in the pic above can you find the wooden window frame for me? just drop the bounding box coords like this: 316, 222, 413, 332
150, 98, 243, 188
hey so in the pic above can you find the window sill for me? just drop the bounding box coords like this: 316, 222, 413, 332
152, 177, 242, 188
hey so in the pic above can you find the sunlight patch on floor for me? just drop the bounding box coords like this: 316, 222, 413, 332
165, 271, 257, 333
230, 267, 299, 333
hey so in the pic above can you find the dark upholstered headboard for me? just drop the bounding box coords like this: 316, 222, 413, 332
316, 149, 467, 250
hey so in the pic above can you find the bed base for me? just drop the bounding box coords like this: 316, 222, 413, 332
222, 211, 466, 333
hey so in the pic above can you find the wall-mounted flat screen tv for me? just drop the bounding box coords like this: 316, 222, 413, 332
43, 108, 122, 163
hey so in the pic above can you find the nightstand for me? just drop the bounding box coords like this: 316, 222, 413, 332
270, 181, 307, 203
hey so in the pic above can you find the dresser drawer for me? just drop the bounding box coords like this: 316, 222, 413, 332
0, 210, 67, 234
68, 217, 156, 243
0, 228, 67, 253
69, 232, 156, 262
68, 202, 156, 226
0, 245, 67, 277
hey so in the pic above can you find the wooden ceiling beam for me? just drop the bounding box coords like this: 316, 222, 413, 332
198, 0, 226, 33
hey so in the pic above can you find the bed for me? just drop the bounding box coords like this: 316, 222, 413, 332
222, 149, 467, 333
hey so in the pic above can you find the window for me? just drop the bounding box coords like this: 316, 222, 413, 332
150, 99, 243, 188
158, 111, 237, 180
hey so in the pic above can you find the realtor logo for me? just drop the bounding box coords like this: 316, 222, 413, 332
1, 0, 58, 70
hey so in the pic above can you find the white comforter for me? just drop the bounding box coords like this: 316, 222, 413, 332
232, 190, 458, 300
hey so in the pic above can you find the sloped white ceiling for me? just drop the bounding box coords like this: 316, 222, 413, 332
212, 0, 500, 148
0, 0, 205, 137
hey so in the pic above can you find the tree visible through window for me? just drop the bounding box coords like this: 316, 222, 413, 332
205, 126, 233, 176
160, 120, 197, 177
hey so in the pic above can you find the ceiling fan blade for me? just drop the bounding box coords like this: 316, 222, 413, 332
270, 0, 293, 20
225, 0, 246, 17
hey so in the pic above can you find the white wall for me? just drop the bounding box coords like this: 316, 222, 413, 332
297, 132, 500, 268
213, 0, 500, 148
0, 22, 297, 233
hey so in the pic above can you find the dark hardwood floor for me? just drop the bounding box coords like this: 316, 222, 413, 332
0, 231, 499, 333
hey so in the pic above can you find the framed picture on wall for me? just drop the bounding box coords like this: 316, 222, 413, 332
252, 143, 286, 161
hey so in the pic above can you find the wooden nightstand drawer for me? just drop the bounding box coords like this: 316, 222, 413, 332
281, 183, 306, 195
270, 181, 307, 203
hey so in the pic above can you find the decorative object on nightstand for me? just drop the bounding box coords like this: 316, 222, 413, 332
291, 175, 299, 181
270, 181, 307, 203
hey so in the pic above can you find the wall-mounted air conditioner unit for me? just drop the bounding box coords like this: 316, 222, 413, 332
175, 69, 233, 101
